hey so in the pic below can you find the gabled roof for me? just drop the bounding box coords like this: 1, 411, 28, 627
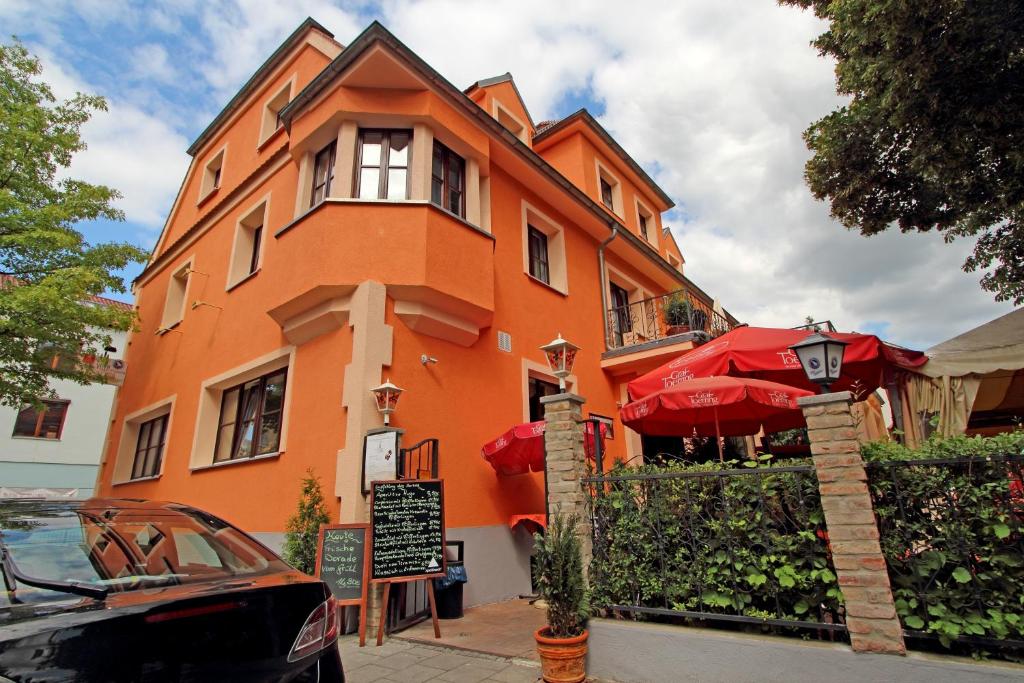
464, 72, 536, 129
532, 109, 675, 209
186, 17, 335, 157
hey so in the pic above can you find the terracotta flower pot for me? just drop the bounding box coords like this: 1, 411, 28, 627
666, 324, 690, 336
534, 627, 588, 683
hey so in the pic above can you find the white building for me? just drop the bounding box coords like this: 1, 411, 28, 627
0, 296, 129, 498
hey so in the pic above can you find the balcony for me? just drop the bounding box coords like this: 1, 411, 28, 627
601, 289, 733, 376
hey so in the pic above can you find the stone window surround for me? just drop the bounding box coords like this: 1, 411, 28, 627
291, 118, 486, 231
492, 98, 528, 144
634, 195, 659, 249
199, 144, 227, 203
521, 200, 569, 296
188, 346, 296, 472
595, 158, 624, 217
521, 357, 579, 424
258, 74, 297, 147
226, 194, 270, 291
111, 396, 175, 485
159, 257, 193, 332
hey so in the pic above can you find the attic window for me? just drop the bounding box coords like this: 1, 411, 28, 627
493, 100, 527, 143
596, 162, 623, 216
160, 262, 191, 331
259, 80, 293, 145
635, 199, 658, 248
200, 148, 225, 200
667, 252, 683, 272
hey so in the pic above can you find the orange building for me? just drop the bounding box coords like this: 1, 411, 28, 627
96, 19, 736, 606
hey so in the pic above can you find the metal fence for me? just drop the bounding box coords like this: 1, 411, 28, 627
866, 455, 1024, 652
585, 464, 846, 635
606, 288, 732, 350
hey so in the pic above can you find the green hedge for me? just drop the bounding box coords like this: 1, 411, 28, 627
863, 431, 1024, 650
589, 459, 843, 628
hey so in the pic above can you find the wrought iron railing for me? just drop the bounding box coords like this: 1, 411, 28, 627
865, 455, 1024, 653
606, 289, 732, 351
791, 320, 837, 333
585, 464, 846, 635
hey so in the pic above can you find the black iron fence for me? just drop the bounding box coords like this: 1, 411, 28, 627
606, 288, 732, 350
865, 455, 1024, 652
585, 463, 846, 635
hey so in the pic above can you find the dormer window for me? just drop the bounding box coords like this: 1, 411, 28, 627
431, 141, 465, 218
638, 213, 649, 241
310, 141, 336, 207
596, 161, 623, 215
600, 177, 614, 210
635, 199, 657, 247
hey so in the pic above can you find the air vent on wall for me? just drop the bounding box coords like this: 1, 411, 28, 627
497, 331, 512, 353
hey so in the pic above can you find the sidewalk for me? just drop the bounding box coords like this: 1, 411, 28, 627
339, 635, 541, 683
400, 598, 545, 660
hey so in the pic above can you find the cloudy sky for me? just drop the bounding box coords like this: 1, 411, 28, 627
2, 0, 1015, 349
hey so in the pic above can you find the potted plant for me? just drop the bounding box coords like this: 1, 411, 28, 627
533, 512, 588, 683
663, 293, 692, 336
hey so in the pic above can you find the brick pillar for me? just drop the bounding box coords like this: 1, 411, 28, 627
798, 391, 906, 655
541, 392, 593, 579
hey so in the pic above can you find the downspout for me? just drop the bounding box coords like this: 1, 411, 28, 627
597, 224, 619, 351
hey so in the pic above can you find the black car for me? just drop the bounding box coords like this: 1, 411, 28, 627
0, 498, 344, 682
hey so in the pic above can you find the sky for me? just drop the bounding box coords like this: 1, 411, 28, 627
1, 0, 1016, 350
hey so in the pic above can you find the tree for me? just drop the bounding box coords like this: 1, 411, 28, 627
779, 1, 1024, 304
0, 40, 146, 407
282, 469, 331, 574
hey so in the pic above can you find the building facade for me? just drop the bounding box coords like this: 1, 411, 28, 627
96, 19, 736, 606
0, 299, 128, 499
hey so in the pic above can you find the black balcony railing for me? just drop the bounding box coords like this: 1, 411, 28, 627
606, 289, 732, 350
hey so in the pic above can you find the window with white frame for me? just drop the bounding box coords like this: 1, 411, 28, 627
521, 202, 568, 294
131, 414, 168, 480
228, 198, 267, 288
213, 368, 287, 462
259, 80, 293, 145
160, 262, 191, 331
200, 148, 225, 200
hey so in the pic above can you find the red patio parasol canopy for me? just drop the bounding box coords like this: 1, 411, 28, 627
481, 420, 607, 477
620, 376, 815, 460
627, 326, 926, 401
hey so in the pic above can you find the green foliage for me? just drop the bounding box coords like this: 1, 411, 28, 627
779, 0, 1024, 304
663, 293, 692, 327
589, 460, 842, 628
864, 431, 1024, 651
282, 469, 331, 575
533, 511, 588, 638
0, 40, 146, 407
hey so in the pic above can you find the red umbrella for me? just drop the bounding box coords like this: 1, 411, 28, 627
627, 326, 926, 401
480, 421, 607, 476
620, 376, 815, 461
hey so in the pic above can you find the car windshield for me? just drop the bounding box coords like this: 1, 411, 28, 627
0, 504, 287, 598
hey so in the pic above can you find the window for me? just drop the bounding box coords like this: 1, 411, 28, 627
200, 148, 225, 200
228, 199, 267, 288
638, 213, 649, 241
259, 80, 292, 144
12, 400, 69, 439
131, 414, 168, 479
356, 130, 411, 200
527, 225, 550, 284
528, 376, 560, 422
431, 141, 465, 218
600, 177, 614, 210
668, 252, 683, 272
610, 282, 632, 347
160, 262, 191, 330
214, 368, 287, 462
310, 142, 336, 207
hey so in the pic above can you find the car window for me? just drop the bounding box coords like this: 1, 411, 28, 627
1, 505, 286, 599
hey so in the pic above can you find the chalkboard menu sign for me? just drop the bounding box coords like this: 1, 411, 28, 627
370, 480, 446, 582
315, 523, 369, 603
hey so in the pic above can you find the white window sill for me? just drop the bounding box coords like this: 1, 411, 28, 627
190, 450, 282, 473
113, 474, 162, 486
226, 268, 261, 293
525, 273, 568, 297
10, 436, 61, 442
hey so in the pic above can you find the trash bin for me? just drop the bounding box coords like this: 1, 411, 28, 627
434, 541, 467, 619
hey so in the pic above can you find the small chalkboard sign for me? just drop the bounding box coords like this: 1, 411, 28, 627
370, 479, 446, 582
315, 523, 369, 646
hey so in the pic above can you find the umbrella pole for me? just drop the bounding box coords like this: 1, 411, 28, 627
715, 406, 724, 463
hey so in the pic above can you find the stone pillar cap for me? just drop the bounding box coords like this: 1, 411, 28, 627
797, 391, 853, 407
540, 392, 586, 405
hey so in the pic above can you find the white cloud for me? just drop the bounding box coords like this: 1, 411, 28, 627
129, 43, 178, 84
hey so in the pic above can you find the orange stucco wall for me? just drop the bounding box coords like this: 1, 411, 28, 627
98, 26, 697, 537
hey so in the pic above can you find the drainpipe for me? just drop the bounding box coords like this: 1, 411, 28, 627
597, 224, 619, 351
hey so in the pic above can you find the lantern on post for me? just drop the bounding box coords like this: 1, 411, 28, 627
370, 379, 403, 425
540, 334, 579, 391
788, 332, 850, 394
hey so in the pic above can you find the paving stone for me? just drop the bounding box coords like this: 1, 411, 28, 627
345, 663, 396, 683
340, 650, 380, 671
377, 651, 427, 670
484, 664, 541, 683
382, 663, 447, 682
418, 653, 486, 671
437, 663, 504, 683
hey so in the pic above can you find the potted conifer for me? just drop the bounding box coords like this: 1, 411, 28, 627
533, 512, 588, 683
663, 292, 693, 335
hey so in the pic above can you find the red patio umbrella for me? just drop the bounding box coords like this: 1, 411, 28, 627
620, 376, 815, 461
480, 421, 607, 476
627, 326, 926, 401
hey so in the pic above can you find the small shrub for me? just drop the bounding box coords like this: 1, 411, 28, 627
282, 468, 331, 574
534, 511, 588, 638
